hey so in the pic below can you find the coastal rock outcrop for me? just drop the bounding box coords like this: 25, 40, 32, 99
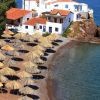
67, 18, 100, 43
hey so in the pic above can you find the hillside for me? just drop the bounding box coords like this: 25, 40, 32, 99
65, 18, 100, 43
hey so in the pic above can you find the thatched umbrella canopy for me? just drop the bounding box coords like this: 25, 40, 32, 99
0, 62, 4, 68
25, 67, 40, 74
1, 45, 14, 51
14, 33, 27, 40
32, 33, 42, 40
23, 61, 38, 68
32, 45, 45, 51
23, 35, 34, 42
0, 67, 16, 75
5, 81, 22, 89
4, 59, 16, 66
3, 29, 15, 35
19, 86, 35, 94
0, 52, 6, 61
6, 51, 19, 57
39, 42, 53, 48
18, 44, 25, 50
0, 40, 6, 47
33, 58, 44, 64
0, 82, 3, 87
1, 34, 12, 38
0, 74, 8, 83
47, 33, 60, 41
19, 78, 35, 86
18, 96, 33, 100
25, 51, 39, 61
17, 71, 32, 78
38, 37, 49, 43
33, 50, 44, 56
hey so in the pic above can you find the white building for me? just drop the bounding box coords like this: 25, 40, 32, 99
6, 8, 33, 32
21, 9, 73, 34
22, 17, 46, 34
44, 9, 73, 34
45, 0, 93, 21
22, 0, 93, 21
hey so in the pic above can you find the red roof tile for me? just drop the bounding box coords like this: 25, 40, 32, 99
24, 17, 46, 25
50, 9, 70, 16
6, 8, 31, 20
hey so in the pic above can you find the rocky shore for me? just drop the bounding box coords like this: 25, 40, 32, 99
67, 18, 100, 44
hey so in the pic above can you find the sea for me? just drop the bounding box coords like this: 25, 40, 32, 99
16, 0, 100, 25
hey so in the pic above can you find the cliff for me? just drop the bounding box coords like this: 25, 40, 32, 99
67, 18, 100, 43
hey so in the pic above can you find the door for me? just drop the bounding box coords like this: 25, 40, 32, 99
49, 27, 52, 33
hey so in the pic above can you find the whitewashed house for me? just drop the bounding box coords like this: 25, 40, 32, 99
45, 0, 93, 21
43, 9, 73, 34
22, 17, 46, 34
6, 8, 33, 32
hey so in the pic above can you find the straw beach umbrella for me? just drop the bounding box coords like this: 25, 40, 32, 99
5, 81, 22, 90
33, 50, 44, 56
26, 67, 40, 74
0, 40, 6, 47
23, 61, 38, 68
20, 78, 35, 85
17, 71, 32, 78
14, 33, 27, 40
0, 52, 6, 61
33, 58, 44, 64
19, 86, 35, 94
32, 45, 45, 51
0, 67, 16, 75
1, 45, 14, 51
4, 59, 16, 66
25, 51, 39, 61
1, 33, 12, 39
0, 74, 8, 82
39, 42, 53, 48
3, 29, 15, 35
18, 96, 33, 100
0, 62, 4, 68
32, 33, 42, 40
0, 82, 3, 87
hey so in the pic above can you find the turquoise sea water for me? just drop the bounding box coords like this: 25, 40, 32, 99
16, 0, 100, 25
52, 42, 100, 100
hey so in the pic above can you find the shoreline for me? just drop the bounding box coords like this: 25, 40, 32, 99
45, 37, 72, 100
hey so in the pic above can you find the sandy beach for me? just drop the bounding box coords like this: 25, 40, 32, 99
0, 32, 72, 100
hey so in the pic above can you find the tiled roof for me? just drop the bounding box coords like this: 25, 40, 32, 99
6, 8, 31, 20
50, 9, 71, 16
24, 17, 46, 25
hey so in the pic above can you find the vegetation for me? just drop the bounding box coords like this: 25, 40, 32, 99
42, 32, 50, 37
62, 27, 71, 37
0, 0, 16, 33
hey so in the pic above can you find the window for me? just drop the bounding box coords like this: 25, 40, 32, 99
60, 18, 63, 23
27, 18, 29, 20
49, 27, 52, 33
65, 5, 68, 8
34, 26, 36, 29
43, 26, 46, 32
25, 26, 28, 29
48, 17, 51, 21
54, 4, 58, 7
55, 28, 58, 32
69, 18, 71, 22
54, 18, 57, 23
40, 25, 42, 29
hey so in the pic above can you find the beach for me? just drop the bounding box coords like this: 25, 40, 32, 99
0, 31, 72, 100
